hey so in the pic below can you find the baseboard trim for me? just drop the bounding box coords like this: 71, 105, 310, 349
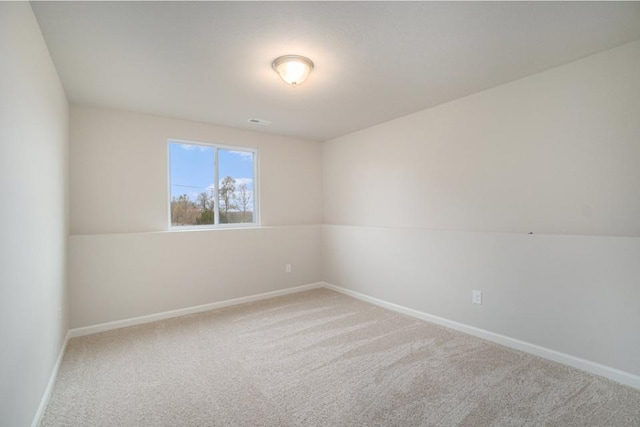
68, 282, 324, 338
323, 282, 640, 390
31, 331, 70, 427
57, 280, 639, 393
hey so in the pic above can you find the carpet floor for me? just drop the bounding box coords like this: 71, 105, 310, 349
41, 288, 640, 426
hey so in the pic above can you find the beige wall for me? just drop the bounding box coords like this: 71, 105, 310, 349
70, 105, 322, 234
322, 225, 640, 375
68, 106, 323, 328
8, 15, 637, 422
324, 40, 640, 237
0, 3, 69, 426
322, 40, 640, 376
3, 4, 637, 421
70, 226, 321, 327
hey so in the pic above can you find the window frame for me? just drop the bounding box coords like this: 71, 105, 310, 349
167, 139, 259, 231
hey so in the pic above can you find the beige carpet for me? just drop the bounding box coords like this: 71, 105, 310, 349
41, 288, 640, 426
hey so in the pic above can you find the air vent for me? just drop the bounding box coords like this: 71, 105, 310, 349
247, 118, 271, 126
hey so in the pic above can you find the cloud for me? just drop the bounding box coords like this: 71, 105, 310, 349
180, 143, 211, 152
235, 177, 253, 186
228, 150, 254, 160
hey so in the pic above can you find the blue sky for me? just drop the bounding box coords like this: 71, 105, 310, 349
169, 142, 254, 204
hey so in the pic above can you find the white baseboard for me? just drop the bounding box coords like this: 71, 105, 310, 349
30, 280, 640, 427
56, 280, 639, 395
36, 283, 324, 425
68, 282, 324, 338
323, 282, 640, 390
31, 331, 70, 427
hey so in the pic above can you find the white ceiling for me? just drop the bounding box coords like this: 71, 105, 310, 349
32, 1, 640, 142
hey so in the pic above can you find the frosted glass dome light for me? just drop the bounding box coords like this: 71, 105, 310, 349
272, 55, 314, 86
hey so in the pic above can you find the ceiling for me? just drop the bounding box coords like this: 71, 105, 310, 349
32, 2, 640, 142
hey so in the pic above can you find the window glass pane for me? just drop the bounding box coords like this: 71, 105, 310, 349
169, 143, 215, 226
218, 149, 255, 224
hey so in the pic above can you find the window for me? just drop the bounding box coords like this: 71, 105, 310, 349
168, 140, 257, 228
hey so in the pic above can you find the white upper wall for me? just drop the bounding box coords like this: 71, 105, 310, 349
70, 106, 323, 234
67, 106, 324, 327
0, 3, 68, 426
321, 40, 640, 379
323, 40, 640, 237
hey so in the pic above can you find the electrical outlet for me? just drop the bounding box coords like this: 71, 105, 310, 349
472, 290, 482, 305
285, 264, 292, 273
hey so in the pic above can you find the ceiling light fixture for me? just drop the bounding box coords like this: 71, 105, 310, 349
272, 55, 314, 86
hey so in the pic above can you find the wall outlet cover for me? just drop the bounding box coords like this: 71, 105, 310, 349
472, 290, 482, 305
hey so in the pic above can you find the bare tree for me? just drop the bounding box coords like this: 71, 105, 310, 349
197, 191, 210, 211
171, 194, 192, 225
194, 190, 216, 225
219, 176, 237, 218
235, 183, 252, 222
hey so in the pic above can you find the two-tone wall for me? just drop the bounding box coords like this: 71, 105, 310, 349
0, 4, 69, 426
68, 106, 323, 328
322, 40, 640, 377
70, 40, 640, 381
5, 11, 639, 424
